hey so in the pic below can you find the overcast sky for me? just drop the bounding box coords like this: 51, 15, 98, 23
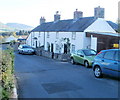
0, 0, 119, 27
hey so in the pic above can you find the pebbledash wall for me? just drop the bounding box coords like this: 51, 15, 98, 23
26, 18, 117, 54
26, 31, 87, 53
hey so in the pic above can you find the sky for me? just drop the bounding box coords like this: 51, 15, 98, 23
0, 0, 119, 27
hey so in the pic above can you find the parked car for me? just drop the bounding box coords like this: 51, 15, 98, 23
93, 49, 120, 78
18, 44, 35, 54
70, 49, 97, 68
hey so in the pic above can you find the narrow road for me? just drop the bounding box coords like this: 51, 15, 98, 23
14, 53, 119, 98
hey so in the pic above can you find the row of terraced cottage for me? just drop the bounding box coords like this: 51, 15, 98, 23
26, 7, 120, 60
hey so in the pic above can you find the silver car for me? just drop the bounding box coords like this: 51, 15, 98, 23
18, 44, 35, 54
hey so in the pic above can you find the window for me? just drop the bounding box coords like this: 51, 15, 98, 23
47, 32, 50, 38
114, 51, 120, 61
56, 44, 59, 51
97, 52, 105, 58
71, 44, 75, 53
72, 32, 76, 40
104, 51, 115, 60
56, 32, 59, 39
22, 45, 31, 48
77, 50, 83, 55
83, 50, 96, 56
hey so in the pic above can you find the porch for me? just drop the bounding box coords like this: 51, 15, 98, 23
86, 32, 120, 52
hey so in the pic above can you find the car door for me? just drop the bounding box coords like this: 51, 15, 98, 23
75, 50, 84, 64
114, 51, 120, 77
102, 50, 118, 77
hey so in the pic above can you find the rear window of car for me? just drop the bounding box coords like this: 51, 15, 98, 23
103, 51, 115, 60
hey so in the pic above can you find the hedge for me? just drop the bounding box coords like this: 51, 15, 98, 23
0, 47, 14, 100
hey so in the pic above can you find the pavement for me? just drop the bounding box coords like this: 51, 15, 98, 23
14, 52, 120, 98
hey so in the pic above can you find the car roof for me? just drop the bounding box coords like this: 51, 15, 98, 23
101, 49, 120, 52
78, 49, 96, 51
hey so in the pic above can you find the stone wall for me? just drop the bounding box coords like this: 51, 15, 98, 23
34, 48, 71, 61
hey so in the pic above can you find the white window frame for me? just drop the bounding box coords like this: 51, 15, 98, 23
72, 32, 76, 40
71, 44, 75, 53
56, 32, 59, 39
47, 32, 50, 38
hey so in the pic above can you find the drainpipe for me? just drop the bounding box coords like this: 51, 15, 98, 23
44, 32, 45, 50
90, 35, 93, 49
31, 32, 32, 47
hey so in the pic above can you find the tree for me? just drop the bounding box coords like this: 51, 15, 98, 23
12, 32, 18, 38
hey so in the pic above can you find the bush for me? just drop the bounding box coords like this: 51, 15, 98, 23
0, 48, 14, 99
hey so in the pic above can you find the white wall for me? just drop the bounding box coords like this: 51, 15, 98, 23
5, 35, 17, 42
84, 18, 116, 33
26, 33, 32, 46
27, 31, 89, 53
82, 33, 91, 49
26, 32, 45, 48
45, 32, 56, 51
71, 32, 84, 51
91, 36, 97, 51
44, 32, 85, 53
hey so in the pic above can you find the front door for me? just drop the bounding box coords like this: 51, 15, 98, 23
51, 43, 54, 52
64, 44, 67, 54
51, 43, 54, 58
36, 41, 37, 48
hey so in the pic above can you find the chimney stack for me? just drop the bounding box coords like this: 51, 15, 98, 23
74, 9, 83, 20
94, 6, 105, 18
40, 17, 46, 25
54, 11, 61, 22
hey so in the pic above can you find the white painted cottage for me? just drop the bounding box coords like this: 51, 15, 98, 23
26, 9, 119, 53
5, 35, 18, 43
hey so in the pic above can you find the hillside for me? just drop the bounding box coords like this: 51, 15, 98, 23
0, 22, 34, 32
6, 23, 34, 31
0, 22, 14, 32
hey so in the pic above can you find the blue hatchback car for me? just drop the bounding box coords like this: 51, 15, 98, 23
93, 49, 120, 78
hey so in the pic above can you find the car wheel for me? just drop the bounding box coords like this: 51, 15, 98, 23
21, 51, 24, 55
84, 61, 89, 68
71, 58, 75, 64
18, 50, 20, 54
94, 66, 103, 78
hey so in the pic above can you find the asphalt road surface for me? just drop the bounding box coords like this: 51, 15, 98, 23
14, 52, 120, 98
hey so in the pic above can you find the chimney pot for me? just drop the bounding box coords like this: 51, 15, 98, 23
54, 11, 61, 22
74, 9, 83, 20
40, 16, 46, 25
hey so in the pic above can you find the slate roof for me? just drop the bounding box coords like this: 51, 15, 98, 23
68, 17, 96, 32
31, 17, 118, 32
32, 22, 53, 32
107, 21, 118, 31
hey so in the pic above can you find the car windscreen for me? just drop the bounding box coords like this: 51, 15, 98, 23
22, 46, 31, 48
83, 50, 96, 56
